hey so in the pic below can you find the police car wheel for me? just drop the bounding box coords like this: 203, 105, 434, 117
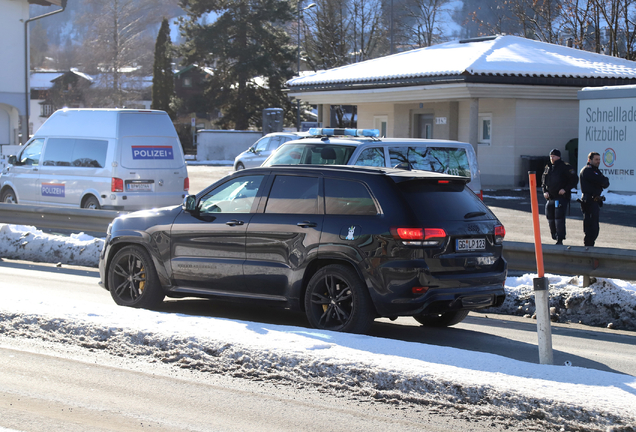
82, 196, 101, 209
1, 188, 17, 204
236, 162, 245, 171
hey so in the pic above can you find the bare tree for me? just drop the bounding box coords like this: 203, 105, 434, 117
77, 0, 173, 106
400, 0, 451, 48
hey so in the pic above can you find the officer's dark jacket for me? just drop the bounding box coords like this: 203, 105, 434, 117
542, 159, 578, 199
580, 163, 610, 197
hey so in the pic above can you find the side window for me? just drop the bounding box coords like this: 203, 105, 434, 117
325, 178, 378, 215
265, 175, 319, 214
254, 137, 270, 152
43, 138, 108, 168
355, 147, 385, 167
268, 136, 283, 151
199, 175, 264, 214
43, 138, 72, 166
72, 139, 108, 167
19, 138, 45, 166
389, 146, 470, 178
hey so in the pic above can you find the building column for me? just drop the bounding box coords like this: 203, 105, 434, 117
468, 98, 479, 159
20, 114, 29, 145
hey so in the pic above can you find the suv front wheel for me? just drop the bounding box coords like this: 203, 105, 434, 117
304, 264, 374, 333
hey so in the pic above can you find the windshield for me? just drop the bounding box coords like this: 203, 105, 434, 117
263, 143, 356, 166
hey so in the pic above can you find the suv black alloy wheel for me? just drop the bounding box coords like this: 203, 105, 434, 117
108, 245, 164, 308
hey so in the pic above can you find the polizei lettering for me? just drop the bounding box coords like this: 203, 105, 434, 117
41, 183, 65, 197
131, 146, 174, 160
585, 125, 627, 142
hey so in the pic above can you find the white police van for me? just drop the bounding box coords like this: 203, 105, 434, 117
263, 128, 483, 198
0, 108, 189, 210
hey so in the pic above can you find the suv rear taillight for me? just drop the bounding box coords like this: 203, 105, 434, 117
494, 224, 505, 244
111, 178, 124, 192
393, 228, 447, 246
184, 177, 190, 191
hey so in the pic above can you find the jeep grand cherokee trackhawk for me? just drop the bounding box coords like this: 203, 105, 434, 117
99, 165, 506, 333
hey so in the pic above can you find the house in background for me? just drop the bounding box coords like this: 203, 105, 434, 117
287, 35, 636, 188
0, 0, 63, 148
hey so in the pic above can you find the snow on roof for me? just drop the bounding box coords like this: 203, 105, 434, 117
288, 35, 636, 87
30, 71, 64, 90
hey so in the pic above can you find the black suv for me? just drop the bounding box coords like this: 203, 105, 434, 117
99, 166, 506, 333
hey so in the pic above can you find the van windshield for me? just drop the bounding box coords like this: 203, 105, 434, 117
263, 143, 356, 166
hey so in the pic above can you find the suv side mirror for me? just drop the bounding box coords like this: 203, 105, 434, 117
248, 147, 256, 153
8, 155, 17, 165
182, 195, 198, 212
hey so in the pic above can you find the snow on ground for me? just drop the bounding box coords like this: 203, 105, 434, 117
2, 268, 636, 431
484, 189, 636, 206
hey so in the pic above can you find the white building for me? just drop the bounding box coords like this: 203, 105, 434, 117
0, 0, 64, 150
288, 35, 636, 188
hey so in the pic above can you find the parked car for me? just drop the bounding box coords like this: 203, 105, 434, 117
0, 108, 189, 210
99, 165, 506, 333
262, 128, 483, 198
233, 132, 307, 170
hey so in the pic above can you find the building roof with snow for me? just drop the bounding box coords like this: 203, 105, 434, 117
288, 35, 636, 91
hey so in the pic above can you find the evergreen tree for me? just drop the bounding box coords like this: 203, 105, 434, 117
178, 0, 296, 130
152, 18, 175, 118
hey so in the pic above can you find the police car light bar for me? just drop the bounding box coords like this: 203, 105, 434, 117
308, 128, 380, 138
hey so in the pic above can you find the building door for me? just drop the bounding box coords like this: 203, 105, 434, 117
417, 114, 433, 139
0, 108, 10, 145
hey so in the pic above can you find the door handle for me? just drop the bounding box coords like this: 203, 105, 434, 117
226, 220, 244, 226
297, 221, 317, 228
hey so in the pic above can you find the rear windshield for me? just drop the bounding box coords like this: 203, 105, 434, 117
396, 180, 495, 222
389, 147, 471, 178
264, 143, 356, 166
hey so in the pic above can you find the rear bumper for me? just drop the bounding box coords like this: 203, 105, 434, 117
371, 258, 507, 317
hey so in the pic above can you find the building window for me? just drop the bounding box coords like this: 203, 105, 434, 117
40, 104, 54, 117
374, 115, 388, 137
183, 77, 192, 87
478, 113, 492, 145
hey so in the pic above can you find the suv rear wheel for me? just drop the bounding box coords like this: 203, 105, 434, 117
304, 264, 373, 333
108, 245, 164, 309
413, 310, 469, 327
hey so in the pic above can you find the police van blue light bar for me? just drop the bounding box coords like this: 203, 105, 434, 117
308, 128, 380, 137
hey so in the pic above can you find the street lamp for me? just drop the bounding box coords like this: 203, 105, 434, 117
297, 2, 316, 131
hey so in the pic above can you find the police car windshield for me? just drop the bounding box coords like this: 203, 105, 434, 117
263, 143, 356, 166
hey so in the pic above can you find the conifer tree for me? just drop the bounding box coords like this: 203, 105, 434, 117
152, 18, 175, 118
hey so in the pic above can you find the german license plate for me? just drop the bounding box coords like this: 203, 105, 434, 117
126, 181, 154, 192
456, 238, 485, 251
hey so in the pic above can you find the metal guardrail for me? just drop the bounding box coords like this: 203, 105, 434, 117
1, 204, 635, 281
503, 241, 636, 281
0, 203, 124, 233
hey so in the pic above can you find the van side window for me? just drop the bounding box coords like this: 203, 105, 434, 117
19, 139, 44, 166
265, 176, 319, 214
73, 139, 108, 168
43, 138, 108, 168
325, 178, 378, 215
389, 146, 471, 178
355, 147, 385, 167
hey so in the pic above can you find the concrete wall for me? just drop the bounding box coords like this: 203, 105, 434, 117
514, 99, 579, 186
196, 130, 263, 162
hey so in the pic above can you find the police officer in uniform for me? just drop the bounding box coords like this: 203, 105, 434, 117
542, 149, 578, 245
579, 151, 610, 247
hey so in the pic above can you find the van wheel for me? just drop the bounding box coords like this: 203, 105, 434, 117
235, 162, 245, 171
413, 310, 469, 327
82, 196, 101, 209
108, 245, 164, 309
304, 264, 374, 333
1, 188, 17, 204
